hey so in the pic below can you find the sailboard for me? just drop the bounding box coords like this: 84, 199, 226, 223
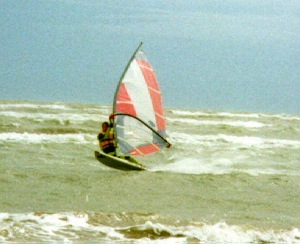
94, 151, 146, 171
95, 42, 171, 171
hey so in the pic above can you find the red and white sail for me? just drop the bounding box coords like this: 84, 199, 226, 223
113, 44, 169, 156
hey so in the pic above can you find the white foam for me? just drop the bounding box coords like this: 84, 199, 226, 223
0, 212, 122, 242
152, 158, 232, 175
119, 220, 300, 243
0, 132, 94, 144
170, 109, 300, 121
0, 111, 106, 123
170, 109, 261, 119
167, 117, 269, 128
170, 132, 300, 149
0, 103, 69, 110
0, 102, 112, 115
0, 213, 299, 243
219, 134, 300, 149
152, 156, 300, 176
260, 113, 300, 121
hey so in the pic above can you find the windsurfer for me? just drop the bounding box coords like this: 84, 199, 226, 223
97, 115, 116, 155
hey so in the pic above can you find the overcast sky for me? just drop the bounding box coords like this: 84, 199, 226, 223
1, 0, 299, 114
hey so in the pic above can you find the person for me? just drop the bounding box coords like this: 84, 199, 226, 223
97, 114, 116, 155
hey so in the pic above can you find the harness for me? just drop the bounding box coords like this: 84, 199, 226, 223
99, 132, 114, 150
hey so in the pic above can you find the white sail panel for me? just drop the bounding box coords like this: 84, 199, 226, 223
121, 58, 157, 129
116, 115, 162, 156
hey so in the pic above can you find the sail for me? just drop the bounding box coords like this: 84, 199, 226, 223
113, 43, 169, 156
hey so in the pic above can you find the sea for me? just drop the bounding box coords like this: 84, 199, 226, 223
0, 100, 299, 243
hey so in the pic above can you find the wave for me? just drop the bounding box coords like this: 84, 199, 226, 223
0, 102, 70, 110
151, 157, 233, 175
170, 109, 260, 119
0, 101, 111, 112
170, 132, 300, 149
0, 132, 94, 144
170, 109, 300, 121
119, 221, 300, 243
0, 111, 106, 124
167, 117, 269, 128
151, 158, 299, 176
0, 212, 299, 243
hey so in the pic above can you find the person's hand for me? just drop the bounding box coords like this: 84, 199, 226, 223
109, 114, 115, 120
166, 142, 171, 148
109, 114, 115, 127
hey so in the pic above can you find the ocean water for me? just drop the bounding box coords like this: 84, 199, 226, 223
0, 100, 299, 243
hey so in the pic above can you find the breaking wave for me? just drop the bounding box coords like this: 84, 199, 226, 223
0, 132, 93, 144
0, 212, 299, 243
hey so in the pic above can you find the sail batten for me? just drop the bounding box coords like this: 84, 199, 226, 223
113, 44, 170, 156
147, 86, 161, 94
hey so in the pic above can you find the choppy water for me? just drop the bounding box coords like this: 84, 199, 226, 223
0, 100, 299, 243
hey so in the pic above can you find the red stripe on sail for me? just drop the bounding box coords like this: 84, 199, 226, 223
116, 83, 136, 116
137, 59, 165, 131
129, 143, 159, 156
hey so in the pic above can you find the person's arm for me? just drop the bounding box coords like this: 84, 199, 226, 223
102, 114, 114, 140
98, 126, 112, 142
97, 133, 104, 141
103, 125, 112, 139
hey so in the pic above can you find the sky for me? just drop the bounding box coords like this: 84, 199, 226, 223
1, 0, 299, 114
